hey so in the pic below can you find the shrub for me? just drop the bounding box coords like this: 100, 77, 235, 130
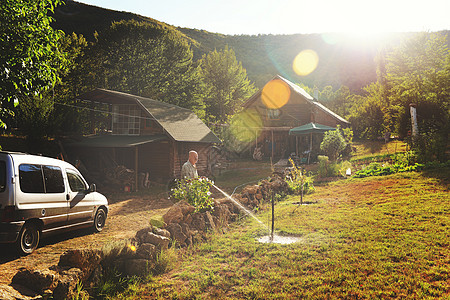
317, 155, 340, 177
352, 161, 426, 178
95, 268, 141, 298
393, 150, 417, 166
153, 248, 177, 275
286, 158, 315, 195
410, 129, 448, 163
171, 177, 214, 212
320, 128, 347, 161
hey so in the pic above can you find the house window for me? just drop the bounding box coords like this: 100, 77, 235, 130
267, 109, 280, 120
112, 104, 141, 135
145, 118, 152, 128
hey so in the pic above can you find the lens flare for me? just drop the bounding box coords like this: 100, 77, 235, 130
293, 49, 319, 76
261, 79, 291, 109
229, 109, 262, 142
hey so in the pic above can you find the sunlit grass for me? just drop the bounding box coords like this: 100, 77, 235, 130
213, 159, 273, 193
352, 140, 408, 160
132, 170, 449, 299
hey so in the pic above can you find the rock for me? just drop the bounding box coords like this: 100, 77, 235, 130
136, 243, 157, 259
190, 212, 207, 231
118, 259, 153, 277
142, 231, 170, 250
150, 218, 166, 228
12, 268, 58, 294
180, 223, 190, 236
135, 226, 152, 244
177, 201, 195, 216
117, 244, 137, 260
191, 231, 207, 244
212, 215, 220, 228
183, 213, 193, 225
58, 249, 103, 282
87, 265, 103, 289
223, 199, 241, 214
163, 205, 183, 224
204, 211, 216, 231
0, 283, 42, 300
185, 235, 193, 246
52, 272, 81, 300
248, 185, 259, 195
152, 227, 171, 239
166, 223, 187, 247
212, 204, 231, 227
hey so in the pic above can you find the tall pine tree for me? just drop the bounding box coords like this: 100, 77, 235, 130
197, 46, 256, 123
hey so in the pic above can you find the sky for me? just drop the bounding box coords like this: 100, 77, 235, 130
77, 0, 450, 35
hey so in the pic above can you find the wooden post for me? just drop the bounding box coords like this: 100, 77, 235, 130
271, 130, 274, 162
300, 167, 304, 205
308, 133, 312, 164
271, 191, 275, 240
135, 146, 139, 192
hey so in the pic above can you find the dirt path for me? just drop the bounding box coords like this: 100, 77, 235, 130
0, 194, 173, 285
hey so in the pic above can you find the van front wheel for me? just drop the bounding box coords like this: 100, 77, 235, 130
94, 208, 106, 232
17, 223, 40, 255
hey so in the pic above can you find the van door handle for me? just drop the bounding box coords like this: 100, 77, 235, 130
66, 194, 70, 201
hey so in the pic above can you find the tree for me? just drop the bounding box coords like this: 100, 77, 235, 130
320, 129, 347, 161
347, 83, 386, 139
0, 0, 69, 127
386, 32, 450, 138
85, 20, 202, 111
13, 32, 89, 139
317, 85, 357, 121
197, 46, 256, 123
50, 20, 205, 136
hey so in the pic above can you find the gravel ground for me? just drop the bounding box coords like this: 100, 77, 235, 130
0, 193, 173, 285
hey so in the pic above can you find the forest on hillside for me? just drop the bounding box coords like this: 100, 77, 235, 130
51, 1, 450, 92
1, 0, 449, 163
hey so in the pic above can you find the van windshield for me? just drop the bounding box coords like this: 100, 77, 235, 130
0, 161, 5, 192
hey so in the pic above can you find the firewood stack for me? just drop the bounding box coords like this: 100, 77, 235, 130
233, 174, 289, 209
103, 165, 135, 190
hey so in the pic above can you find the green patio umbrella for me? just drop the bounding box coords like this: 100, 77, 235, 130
289, 122, 336, 135
289, 122, 336, 163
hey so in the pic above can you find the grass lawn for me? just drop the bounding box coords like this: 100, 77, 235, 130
117, 167, 449, 299
352, 140, 408, 161
213, 158, 273, 193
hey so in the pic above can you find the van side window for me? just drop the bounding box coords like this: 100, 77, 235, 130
0, 161, 5, 192
67, 171, 86, 192
19, 164, 45, 193
43, 166, 65, 193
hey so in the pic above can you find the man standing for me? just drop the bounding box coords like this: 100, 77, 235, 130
181, 150, 198, 179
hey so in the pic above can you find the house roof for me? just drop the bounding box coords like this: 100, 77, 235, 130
243, 75, 350, 124
67, 134, 168, 148
76, 89, 221, 143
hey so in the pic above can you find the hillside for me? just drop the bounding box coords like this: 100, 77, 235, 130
53, 1, 449, 91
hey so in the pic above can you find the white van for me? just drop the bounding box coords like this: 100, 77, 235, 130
0, 152, 108, 254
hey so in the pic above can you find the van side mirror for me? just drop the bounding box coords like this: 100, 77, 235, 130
88, 183, 96, 193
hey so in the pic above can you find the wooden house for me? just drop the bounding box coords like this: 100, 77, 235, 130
242, 75, 349, 159
65, 89, 220, 189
